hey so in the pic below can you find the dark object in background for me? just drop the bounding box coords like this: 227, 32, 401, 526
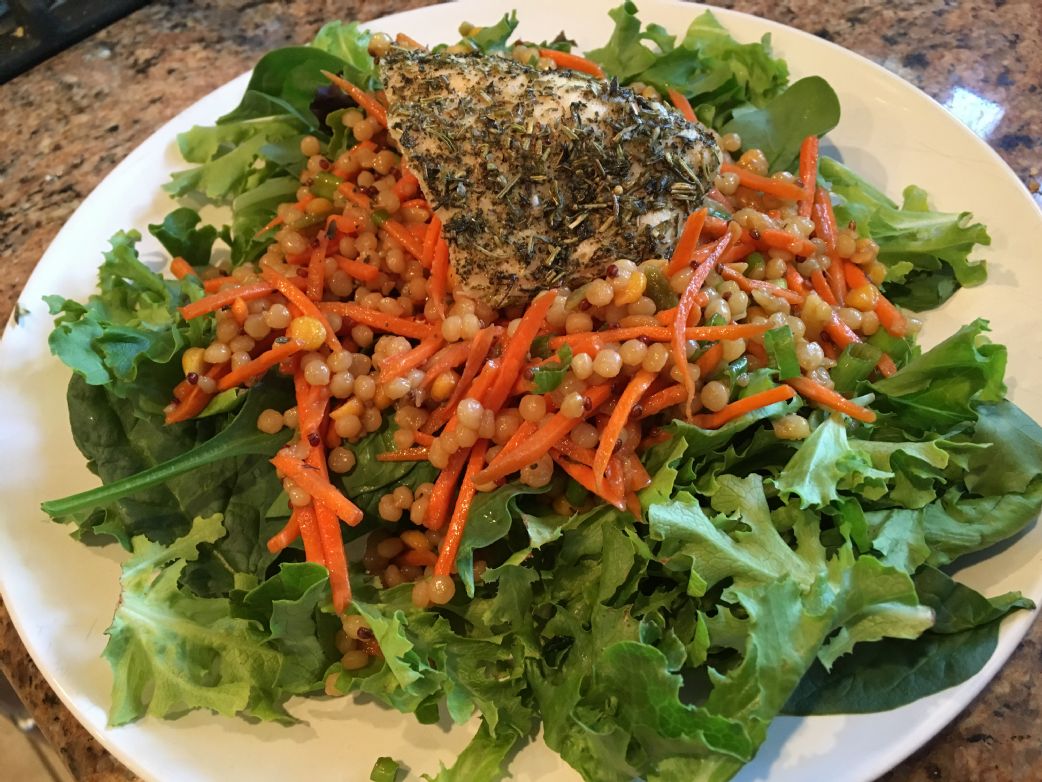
0, 0, 149, 84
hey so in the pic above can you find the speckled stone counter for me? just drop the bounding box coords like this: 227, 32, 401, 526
0, 1, 1040, 780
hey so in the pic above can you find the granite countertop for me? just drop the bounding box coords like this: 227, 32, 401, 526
0, 0, 1039, 780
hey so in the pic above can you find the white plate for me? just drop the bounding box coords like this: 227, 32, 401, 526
1, 1, 1040, 780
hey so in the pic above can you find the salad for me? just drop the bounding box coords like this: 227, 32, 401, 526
39, 5, 1042, 781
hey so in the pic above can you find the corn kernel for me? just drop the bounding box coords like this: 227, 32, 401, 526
287, 316, 327, 350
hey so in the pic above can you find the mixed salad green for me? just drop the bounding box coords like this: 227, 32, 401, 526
40, 5, 1041, 781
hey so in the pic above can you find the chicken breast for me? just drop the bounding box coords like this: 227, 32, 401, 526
380, 47, 721, 308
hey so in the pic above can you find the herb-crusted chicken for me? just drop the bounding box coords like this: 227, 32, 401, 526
380, 47, 721, 307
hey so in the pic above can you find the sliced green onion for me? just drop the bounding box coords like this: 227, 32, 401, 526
764, 325, 801, 379
369, 756, 401, 782
371, 208, 391, 228
744, 251, 765, 277
831, 342, 884, 395
310, 171, 343, 200
565, 477, 589, 508
644, 263, 678, 310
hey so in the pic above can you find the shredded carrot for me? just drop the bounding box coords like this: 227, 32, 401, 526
393, 169, 420, 201
271, 451, 363, 526
179, 281, 275, 321
165, 363, 228, 424
675, 234, 733, 415
433, 440, 488, 576
202, 276, 234, 293
696, 342, 725, 379
428, 236, 450, 321
421, 215, 442, 270
475, 384, 612, 485
704, 214, 730, 237
335, 256, 380, 283
824, 314, 896, 378
798, 135, 819, 218
721, 162, 807, 202
538, 48, 604, 78
294, 375, 330, 445
399, 198, 430, 212
294, 504, 326, 564
413, 431, 435, 447
785, 263, 809, 295
621, 452, 652, 492
843, 262, 908, 337
337, 181, 372, 210
593, 370, 656, 493
666, 208, 707, 276
423, 330, 499, 432
260, 265, 343, 352
745, 338, 769, 367
552, 451, 624, 510
424, 448, 470, 530
718, 264, 805, 306
483, 289, 557, 413
826, 258, 848, 306
306, 234, 328, 301
304, 446, 351, 611
382, 219, 425, 262
170, 257, 194, 280
318, 301, 433, 340
378, 333, 444, 384
231, 296, 249, 326
811, 269, 838, 305
266, 512, 300, 555
639, 384, 686, 418
549, 322, 769, 351
757, 228, 817, 258
785, 375, 876, 423
320, 70, 387, 127
376, 447, 430, 462
420, 342, 470, 388
255, 214, 284, 239
217, 338, 303, 391
552, 437, 596, 466
666, 87, 697, 123
691, 385, 796, 429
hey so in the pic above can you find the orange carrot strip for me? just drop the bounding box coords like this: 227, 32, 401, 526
666, 208, 707, 276
675, 234, 733, 415
593, 370, 656, 492
691, 385, 796, 429
255, 214, 284, 238
393, 170, 420, 201
231, 296, 249, 326
423, 331, 499, 433
400, 548, 438, 568
552, 451, 625, 510
378, 333, 445, 384
785, 263, 809, 296
745, 338, 769, 367
475, 384, 612, 485
294, 372, 330, 445
552, 437, 596, 467
843, 263, 908, 337
170, 257, 194, 280
811, 269, 838, 305
550, 322, 769, 350
307, 235, 328, 301
639, 384, 686, 419
785, 375, 876, 423
376, 447, 430, 462
334, 256, 380, 283
824, 314, 896, 378
165, 363, 228, 424
320, 70, 387, 127
293, 505, 326, 564
217, 338, 303, 391
667, 87, 697, 123
798, 135, 819, 218
413, 431, 435, 447
305, 446, 351, 611
421, 342, 471, 388
483, 290, 557, 413
179, 281, 275, 320
721, 162, 807, 202
757, 228, 817, 258
424, 448, 470, 530
421, 215, 442, 270
381, 219, 425, 262
338, 181, 372, 210
827, 258, 848, 306
266, 512, 300, 555
538, 48, 604, 78
319, 301, 432, 340
704, 215, 729, 237
260, 265, 343, 352
428, 236, 450, 321
202, 276, 234, 293
271, 451, 363, 526
696, 342, 725, 379
621, 452, 652, 492
718, 264, 805, 305
434, 440, 489, 576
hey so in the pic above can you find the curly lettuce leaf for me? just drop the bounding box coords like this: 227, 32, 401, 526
820, 157, 990, 310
